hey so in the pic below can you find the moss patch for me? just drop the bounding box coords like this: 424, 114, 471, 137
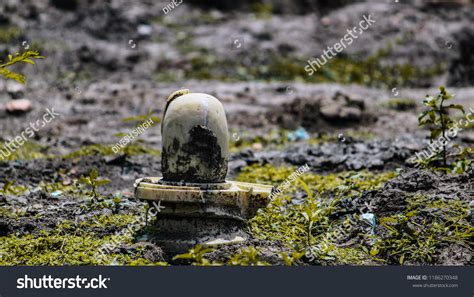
0, 213, 161, 265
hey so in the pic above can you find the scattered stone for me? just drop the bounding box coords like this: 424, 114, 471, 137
104, 153, 128, 165
6, 81, 25, 99
6, 195, 28, 205
50, 0, 78, 11
137, 24, 152, 37
268, 91, 370, 130
5, 99, 33, 115
319, 92, 365, 123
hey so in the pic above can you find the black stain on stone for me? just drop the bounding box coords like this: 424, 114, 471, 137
162, 125, 228, 183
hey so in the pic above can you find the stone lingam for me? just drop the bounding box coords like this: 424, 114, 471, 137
134, 89, 273, 253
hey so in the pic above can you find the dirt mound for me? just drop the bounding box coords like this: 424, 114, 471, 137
230, 135, 422, 173
268, 91, 372, 130
314, 2, 474, 86
362, 167, 473, 216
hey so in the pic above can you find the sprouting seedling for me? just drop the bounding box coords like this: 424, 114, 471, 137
418, 86, 465, 169
299, 179, 317, 247
172, 245, 216, 266
78, 168, 110, 201
227, 246, 269, 266
0, 50, 44, 84
112, 195, 122, 214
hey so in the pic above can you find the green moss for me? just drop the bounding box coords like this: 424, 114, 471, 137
79, 214, 139, 230
155, 47, 446, 88
39, 180, 77, 195
229, 129, 374, 152
237, 164, 396, 195
229, 129, 291, 152
64, 143, 160, 159
0, 25, 21, 43
0, 213, 163, 265
0, 142, 160, 162
0, 141, 49, 162
251, 3, 274, 18
384, 98, 417, 111
62, 144, 116, 159
0, 205, 29, 220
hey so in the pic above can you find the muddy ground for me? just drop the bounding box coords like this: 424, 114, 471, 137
0, 0, 473, 265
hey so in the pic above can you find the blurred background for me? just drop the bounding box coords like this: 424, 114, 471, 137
0, 0, 473, 152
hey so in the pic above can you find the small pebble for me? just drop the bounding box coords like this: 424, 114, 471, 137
5, 99, 33, 114
137, 24, 152, 36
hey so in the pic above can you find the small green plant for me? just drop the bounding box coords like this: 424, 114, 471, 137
0, 50, 44, 84
418, 86, 466, 169
78, 169, 110, 201
279, 251, 305, 266
239, 165, 397, 265
112, 196, 122, 214
228, 247, 269, 266
299, 179, 318, 248
373, 194, 472, 265
172, 245, 220, 266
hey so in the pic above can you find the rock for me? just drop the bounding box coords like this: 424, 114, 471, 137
6, 195, 28, 205
269, 91, 369, 130
228, 159, 247, 175
0, 221, 10, 236
319, 92, 365, 123
50, 0, 78, 11
5, 99, 33, 115
103, 153, 128, 165
6, 81, 25, 99
137, 24, 152, 37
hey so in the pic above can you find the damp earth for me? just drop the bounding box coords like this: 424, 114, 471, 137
0, 0, 473, 265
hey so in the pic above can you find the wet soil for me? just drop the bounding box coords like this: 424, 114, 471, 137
0, 0, 472, 265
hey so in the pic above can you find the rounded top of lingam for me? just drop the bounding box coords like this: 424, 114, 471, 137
161, 90, 229, 183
